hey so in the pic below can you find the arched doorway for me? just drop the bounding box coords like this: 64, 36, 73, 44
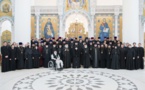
65, 13, 88, 39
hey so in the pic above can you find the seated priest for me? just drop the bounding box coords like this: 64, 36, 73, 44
51, 50, 63, 70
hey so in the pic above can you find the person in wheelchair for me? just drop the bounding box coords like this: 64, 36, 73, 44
51, 50, 63, 70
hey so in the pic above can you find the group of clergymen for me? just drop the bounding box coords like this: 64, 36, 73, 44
1, 36, 144, 72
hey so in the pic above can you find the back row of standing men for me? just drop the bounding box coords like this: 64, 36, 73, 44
1, 37, 144, 72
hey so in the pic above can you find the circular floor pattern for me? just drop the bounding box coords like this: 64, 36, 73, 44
12, 69, 138, 90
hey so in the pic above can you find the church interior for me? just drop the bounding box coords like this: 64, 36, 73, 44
0, 0, 145, 90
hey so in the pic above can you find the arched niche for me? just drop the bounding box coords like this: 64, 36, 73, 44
61, 10, 91, 38
0, 19, 13, 46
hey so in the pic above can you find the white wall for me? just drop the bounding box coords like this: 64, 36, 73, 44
65, 14, 88, 34
14, 0, 31, 44
32, 0, 57, 6
96, 0, 122, 6
122, 0, 139, 44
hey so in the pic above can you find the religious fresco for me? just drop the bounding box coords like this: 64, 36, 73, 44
31, 15, 36, 39
0, 0, 12, 17
40, 15, 59, 39
119, 15, 122, 41
65, 0, 89, 12
1, 30, 11, 44
95, 16, 113, 41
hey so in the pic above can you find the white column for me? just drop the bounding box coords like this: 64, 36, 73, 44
11, 25, 14, 42
59, 15, 65, 38
58, 0, 64, 38
114, 14, 119, 37
123, 0, 139, 44
90, 0, 96, 38
139, 0, 144, 46
89, 15, 94, 38
0, 25, 2, 47
139, 16, 144, 45
14, 0, 31, 44
36, 14, 40, 39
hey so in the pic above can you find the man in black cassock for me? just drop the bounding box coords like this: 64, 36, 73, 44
92, 44, 99, 68
88, 41, 93, 66
137, 43, 144, 69
17, 42, 25, 69
42, 43, 51, 68
63, 44, 71, 68
100, 44, 105, 68
119, 44, 127, 69
51, 42, 57, 54
72, 47, 80, 68
32, 46, 40, 68
104, 44, 108, 67
69, 39, 74, 63
111, 46, 120, 69
1, 42, 10, 72
106, 45, 112, 68
126, 45, 135, 70
83, 44, 90, 68
132, 42, 138, 69
9, 44, 17, 71
78, 38, 84, 65
57, 44, 63, 60
25, 45, 33, 69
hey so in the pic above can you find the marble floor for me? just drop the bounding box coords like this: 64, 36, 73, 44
0, 68, 145, 90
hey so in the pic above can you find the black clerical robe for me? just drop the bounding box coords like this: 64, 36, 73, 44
92, 47, 99, 68
137, 47, 144, 69
9, 48, 17, 71
83, 48, 90, 68
106, 48, 112, 68
73, 49, 80, 68
32, 49, 40, 68
17, 47, 25, 69
25, 48, 33, 69
126, 48, 135, 70
119, 47, 127, 69
63, 48, 71, 68
42, 47, 51, 67
1, 46, 10, 72
100, 47, 106, 68
111, 49, 120, 69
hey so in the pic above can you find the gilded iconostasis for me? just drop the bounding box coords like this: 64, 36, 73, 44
31, 14, 123, 40
30, 0, 123, 41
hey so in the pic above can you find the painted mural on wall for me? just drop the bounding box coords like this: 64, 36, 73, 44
1, 30, 11, 43
40, 15, 59, 39
96, 16, 113, 41
31, 15, 36, 39
0, 0, 12, 17
65, 0, 89, 12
